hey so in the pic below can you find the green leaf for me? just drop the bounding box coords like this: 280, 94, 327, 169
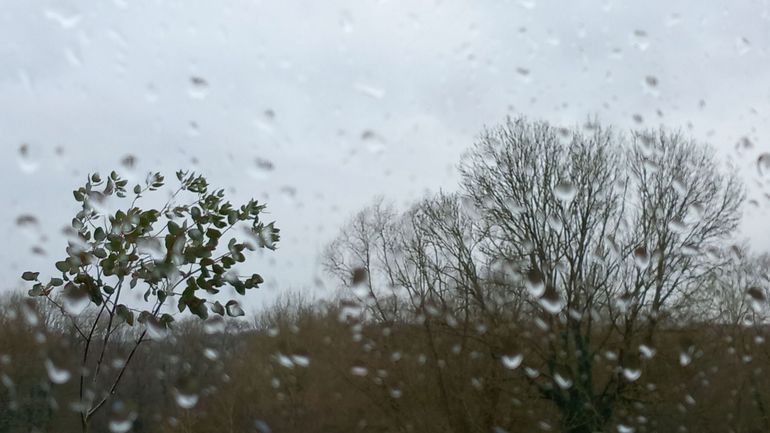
116, 304, 134, 326
28, 283, 44, 297
94, 227, 106, 242
49, 278, 64, 287
21, 271, 39, 281
55, 260, 71, 273
137, 311, 152, 324
189, 299, 208, 320
168, 221, 181, 236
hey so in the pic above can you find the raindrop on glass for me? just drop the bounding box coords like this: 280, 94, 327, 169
62, 283, 90, 316
174, 391, 199, 409
291, 354, 310, 367
354, 83, 385, 99
633, 247, 649, 269
554, 372, 572, 389
45, 359, 71, 384
501, 354, 523, 370
188, 76, 209, 99
735, 37, 751, 55
621, 368, 642, 382
553, 181, 576, 202
226, 301, 245, 317
631, 29, 649, 51
757, 153, 770, 177
145, 317, 168, 340
18, 143, 39, 174
746, 287, 766, 313
525, 269, 546, 297
339, 10, 354, 33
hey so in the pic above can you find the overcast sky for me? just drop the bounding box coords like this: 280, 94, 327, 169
2, 0, 769, 311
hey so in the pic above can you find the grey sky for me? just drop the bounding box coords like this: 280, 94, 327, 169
2, 0, 769, 311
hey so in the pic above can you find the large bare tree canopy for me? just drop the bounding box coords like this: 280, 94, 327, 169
324, 117, 749, 433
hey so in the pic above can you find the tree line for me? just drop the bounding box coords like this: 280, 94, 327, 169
1, 117, 768, 433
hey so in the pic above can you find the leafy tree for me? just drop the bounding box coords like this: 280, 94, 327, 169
21, 170, 279, 432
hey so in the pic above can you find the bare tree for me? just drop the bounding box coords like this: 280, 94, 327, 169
457, 118, 744, 432
325, 117, 745, 433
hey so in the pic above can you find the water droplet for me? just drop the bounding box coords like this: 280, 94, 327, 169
553, 181, 576, 202
108, 419, 132, 433
539, 286, 564, 314
735, 37, 751, 55
173, 377, 199, 409
188, 121, 200, 137
120, 155, 137, 170
43, 8, 82, 29
736, 136, 754, 151
16, 214, 41, 241
525, 269, 545, 297
644, 76, 658, 87
174, 391, 198, 409
144, 83, 159, 103
225, 301, 244, 317
203, 348, 219, 361
666, 13, 681, 27
255, 420, 272, 433
354, 83, 385, 99
518, 0, 536, 9
291, 354, 310, 367
249, 158, 275, 180
679, 351, 692, 366
757, 153, 770, 176
145, 317, 168, 340
554, 373, 572, 389
339, 10, 354, 33
188, 76, 209, 99
350, 366, 368, 376
275, 353, 294, 368
279, 186, 298, 205
45, 359, 71, 384
109, 401, 137, 433
18, 143, 39, 174
516, 67, 531, 83
617, 424, 635, 433
501, 354, 523, 370
643, 76, 659, 96
621, 368, 642, 382
633, 247, 649, 269
16, 214, 39, 227
360, 130, 386, 155
136, 237, 165, 261
62, 283, 90, 316
557, 127, 573, 145
632, 29, 649, 51
746, 287, 766, 313
352, 267, 368, 287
